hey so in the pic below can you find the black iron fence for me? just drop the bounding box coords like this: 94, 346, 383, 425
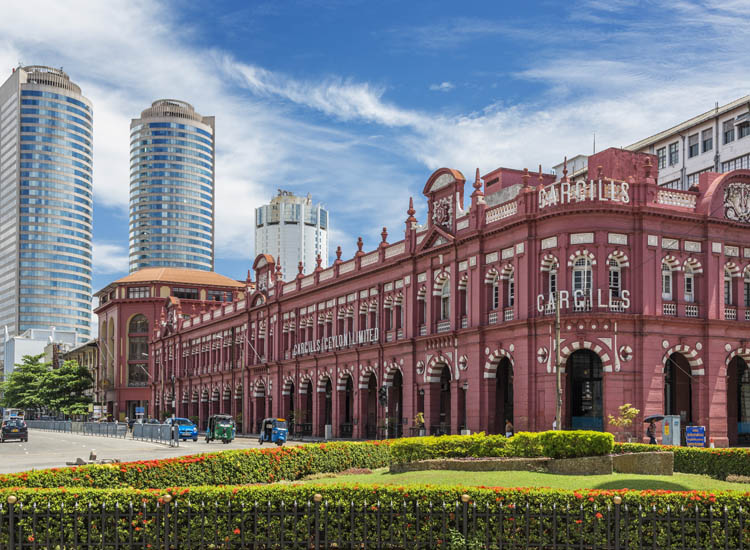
0, 494, 746, 549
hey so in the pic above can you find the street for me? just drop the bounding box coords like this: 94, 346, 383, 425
0, 430, 289, 474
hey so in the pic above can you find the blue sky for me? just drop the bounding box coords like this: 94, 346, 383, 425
2, 1, 749, 316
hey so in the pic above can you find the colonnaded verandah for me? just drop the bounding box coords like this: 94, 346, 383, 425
148, 147, 750, 447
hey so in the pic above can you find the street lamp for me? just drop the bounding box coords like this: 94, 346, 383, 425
462, 381, 469, 435
170, 373, 176, 419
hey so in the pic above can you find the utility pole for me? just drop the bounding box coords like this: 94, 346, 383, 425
555, 289, 562, 430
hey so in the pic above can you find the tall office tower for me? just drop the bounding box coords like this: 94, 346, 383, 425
0, 66, 94, 368
254, 190, 329, 280
129, 100, 215, 272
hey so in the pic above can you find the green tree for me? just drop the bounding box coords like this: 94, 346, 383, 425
39, 360, 94, 416
1, 354, 48, 410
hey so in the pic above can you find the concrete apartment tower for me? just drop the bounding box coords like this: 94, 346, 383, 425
129, 100, 215, 272
254, 190, 329, 280
0, 66, 94, 369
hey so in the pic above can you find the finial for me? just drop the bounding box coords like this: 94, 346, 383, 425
246, 269, 252, 284
336, 245, 342, 261
315, 254, 322, 270
381, 227, 388, 244
562, 156, 568, 182
597, 165, 603, 179
298, 261, 304, 275
473, 168, 482, 190
356, 236, 364, 256
522, 167, 530, 186
644, 156, 652, 178
538, 164, 543, 181
406, 197, 416, 223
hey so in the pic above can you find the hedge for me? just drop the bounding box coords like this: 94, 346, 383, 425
390, 431, 613, 463
613, 442, 750, 480
0, 485, 747, 548
0, 441, 391, 489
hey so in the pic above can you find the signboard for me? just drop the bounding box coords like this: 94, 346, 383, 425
536, 289, 630, 312
292, 328, 379, 358
135, 406, 145, 416
539, 179, 630, 210
685, 426, 706, 447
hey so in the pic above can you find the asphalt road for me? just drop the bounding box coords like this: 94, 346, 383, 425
0, 429, 287, 474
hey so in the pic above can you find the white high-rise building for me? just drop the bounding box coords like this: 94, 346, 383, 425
129, 99, 215, 272
0, 66, 94, 368
254, 190, 329, 280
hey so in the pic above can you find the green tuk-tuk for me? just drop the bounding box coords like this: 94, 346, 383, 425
205, 414, 235, 444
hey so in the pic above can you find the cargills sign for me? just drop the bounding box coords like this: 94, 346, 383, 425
536, 289, 631, 312
292, 328, 380, 358
539, 179, 630, 209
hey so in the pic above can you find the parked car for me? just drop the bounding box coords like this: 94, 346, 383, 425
1, 419, 28, 442
164, 417, 198, 441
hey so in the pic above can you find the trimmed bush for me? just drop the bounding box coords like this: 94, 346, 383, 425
613, 442, 750, 480
389, 433, 506, 463
0, 440, 391, 489
0, 485, 746, 548
504, 431, 544, 457
539, 430, 614, 459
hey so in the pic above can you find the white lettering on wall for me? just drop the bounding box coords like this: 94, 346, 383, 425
539, 180, 630, 209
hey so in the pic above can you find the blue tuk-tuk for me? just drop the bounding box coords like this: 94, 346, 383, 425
259, 418, 288, 446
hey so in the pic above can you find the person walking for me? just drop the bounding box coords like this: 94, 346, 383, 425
647, 420, 657, 444
505, 419, 514, 438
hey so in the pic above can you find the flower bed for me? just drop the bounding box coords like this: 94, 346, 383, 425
613, 443, 750, 480
0, 441, 391, 489
0, 484, 746, 548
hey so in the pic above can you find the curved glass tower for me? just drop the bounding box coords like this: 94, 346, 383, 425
0, 65, 93, 350
129, 100, 215, 272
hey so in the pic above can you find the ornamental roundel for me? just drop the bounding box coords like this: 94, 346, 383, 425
537, 347, 548, 364
432, 197, 452, 228
618, 345, 633, 362
416, 361, 425, 375
724, 182, 750, 223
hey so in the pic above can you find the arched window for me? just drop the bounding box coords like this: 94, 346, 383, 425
129, 314, 148, 333
549, 269, 557, 297
684, 265, 695, 303
486, 274, 499, 311
661, 262, 673, 301
440, 279, 450, 320
744, 268, 750, 307
725, 268, 734, 306
507, 271, 515, 307
608, 258, 621, 298
572, 257, 592, 295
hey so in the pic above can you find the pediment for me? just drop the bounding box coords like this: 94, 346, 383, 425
416, 225, 455, 253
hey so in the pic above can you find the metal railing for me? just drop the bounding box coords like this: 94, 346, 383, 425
25, 420, 71, 432
132, 423, 179, 447
82, 422, 128, 438
28, 421, 177, 446
0, 496, 743, 549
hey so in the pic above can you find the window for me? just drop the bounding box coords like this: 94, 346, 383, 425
684, 269, 694, 303
127, 286, 150, 299
724, 120, 735, 144
549, 271, 557, 296
688, 134, 699, 158
492, 279, 499, 309
721, 153, 750, 172
745, 273, 750, 307
662, 263, 673, 301
440, 280, 450, 320
608, 259, 621, 298
657, 147, 666, 169
725, 270, 733, 306
668, 142, 679, 166
572, 257, 592, 294
740, 123, 750, 140
508, 273, 515, 308
172, 287, 199, 300
129, 314, 148, 333
207, 290, 231, 302
702, 129, 713, 152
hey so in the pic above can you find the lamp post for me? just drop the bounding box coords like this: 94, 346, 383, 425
170, 373, 176, 419
462, 381, 469, 435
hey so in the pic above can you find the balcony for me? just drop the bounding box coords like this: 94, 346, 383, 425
609, 300, 627, 313
503, 308, 514, 321
573, 301, 591, 313
686, 304, 699, 318
746, 310, 750, 321
436, 320, 451, 333
726, 307, 737, 320
397, 328, 404, 339
488, 311, 498, 324
127, 379, 148, 388
461, 316, 468, 329
386, 331, 394, 342
663, 302, 677, 316
419, 324, 427, 336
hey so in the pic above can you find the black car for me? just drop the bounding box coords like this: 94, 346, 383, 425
1, 419, 28, 442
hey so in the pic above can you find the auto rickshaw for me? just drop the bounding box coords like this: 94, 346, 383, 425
258, 418, 288, 446
205, 414, 235, 444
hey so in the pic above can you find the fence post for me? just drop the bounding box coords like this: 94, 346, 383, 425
461, 494, 470, 544
613, 496, 622, 550
313, 493, 322, 550
8, 495, 17, 549
163, 493, 172, 550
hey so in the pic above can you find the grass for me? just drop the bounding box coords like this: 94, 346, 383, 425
300, 468, 750, 492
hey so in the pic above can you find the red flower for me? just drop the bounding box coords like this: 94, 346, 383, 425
595, 512, 603, 519
27, 536, 34, 542
233, 528, 241, 535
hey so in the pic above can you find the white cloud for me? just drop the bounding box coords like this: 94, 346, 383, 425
429, 82, 455, 92
92, 243, 129, 275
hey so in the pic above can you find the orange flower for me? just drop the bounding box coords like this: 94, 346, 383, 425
595, 512, 603, 519
233, 528, 241, 535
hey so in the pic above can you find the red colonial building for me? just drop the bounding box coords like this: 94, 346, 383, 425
151, 148, 750, 446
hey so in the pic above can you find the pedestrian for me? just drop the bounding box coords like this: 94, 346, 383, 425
647, 420, 657, 444
552, 416, 557, 430
505, 419, 514, 438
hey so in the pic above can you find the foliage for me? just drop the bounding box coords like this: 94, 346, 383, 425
504, 431, 544, 457
0, 485, 747, 548
0, 440, 391, 489
538, 430, 614, 459
613, 442, 750, 480
389, 433, 506, 463
1, 354, 47, 410
607, 403, 640, 428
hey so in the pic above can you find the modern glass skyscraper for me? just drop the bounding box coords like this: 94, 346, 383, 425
0, 66, 93, 366
129, 100, 215, 272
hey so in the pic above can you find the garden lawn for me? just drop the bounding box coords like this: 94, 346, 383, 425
301, 468, 750, 492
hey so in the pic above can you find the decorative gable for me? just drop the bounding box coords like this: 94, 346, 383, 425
422, 168, 466, 235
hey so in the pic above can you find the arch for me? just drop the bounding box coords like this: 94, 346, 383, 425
725, 347, 750, 366
336, 369, 354, 391
234, 384, 243, 399
494, 357, 514, 433
222, 386, 231, 401
483, 348, 515, 378
192, 389, 200, 403
725, 261, 741, 277
567, 249, 597, 267
540, 254, 559, 273
664, 352, 693, 423
282, 377, 295, 396
683, 257, 703, 274
499, 263, 514, 280
298, 375, 313, 394
568, 349, 604, 431
484, 267, 499, 283
359, 366, 377, 389
200, 388, 209, 402
253, 379, 266, 397
383, 363, 403, 387
728, 355, 750, 445
211, 387, 220, 402
662, 344, 703, 375
128, 314, 148, 333
662, 255, 681, 271
458, 273, 469, 290
606, 249, 630, 267
417, 285, 427, 300
433, 270, 450, 294
317, 374, 332, 393
559, 339, 613, 372
426, 354, 453, 382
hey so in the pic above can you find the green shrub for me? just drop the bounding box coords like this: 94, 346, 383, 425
613, 442, 750, 480
504, 431, 543, 457
389, 433, 506, 463
539, 430, 614, 459
0, 485, 746, 548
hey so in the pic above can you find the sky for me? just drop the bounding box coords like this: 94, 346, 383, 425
2, 0, 750, 332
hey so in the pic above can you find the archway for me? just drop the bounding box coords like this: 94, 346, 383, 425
428, 364, 451, 435
254, 382, 267, 433
567, 350, 603, 431
388, 369, 403, 437
282, 380, 295, 430
222, 387, 231, 415
364, 374, 378, 438
665, 352, 692, 425
317, 377, 333, 436
495, 358, 514, 433
302, 381, 313, 435
728, 357, 750, 445
338, 374, 354, 437
234, 386, 243, 432
200, 389, 209, 430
